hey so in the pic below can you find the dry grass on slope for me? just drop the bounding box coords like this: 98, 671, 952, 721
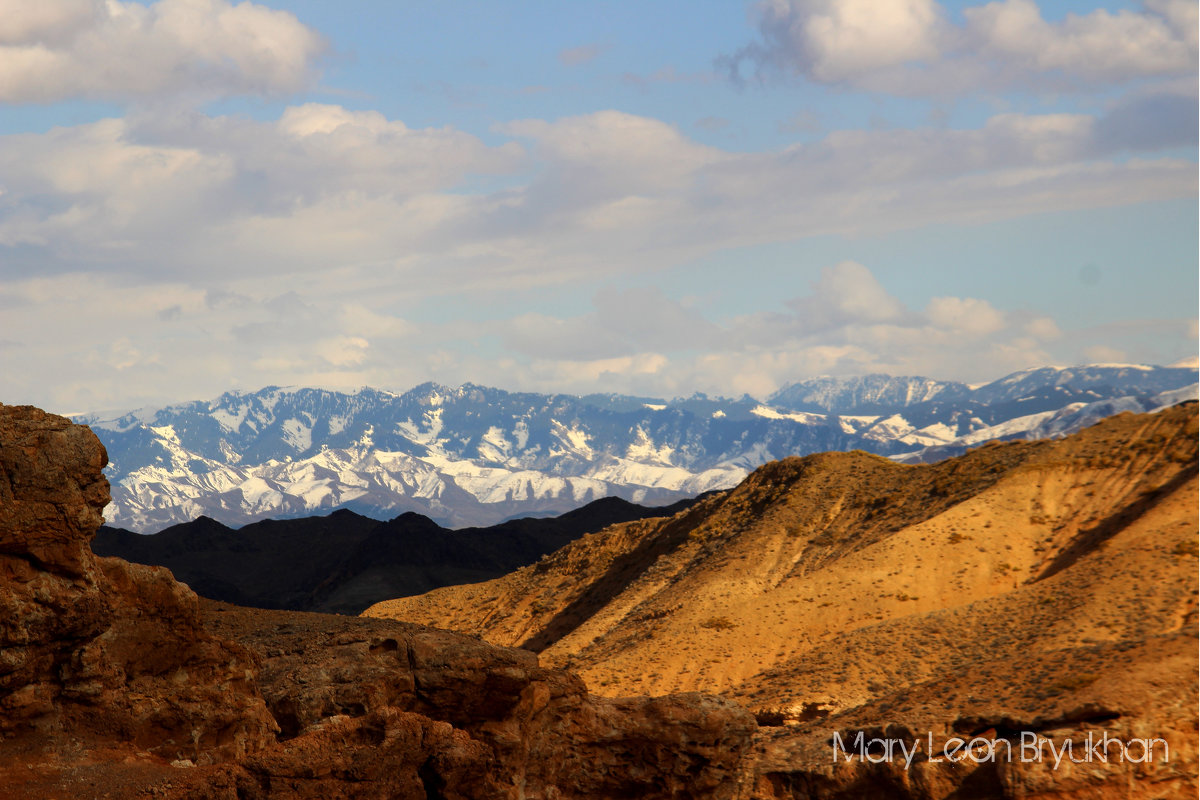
364, 404, 1198, 711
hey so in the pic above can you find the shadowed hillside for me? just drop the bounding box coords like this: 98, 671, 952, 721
92, 495, 702, 614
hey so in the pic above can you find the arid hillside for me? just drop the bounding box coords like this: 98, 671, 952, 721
367, 403, 1200, 797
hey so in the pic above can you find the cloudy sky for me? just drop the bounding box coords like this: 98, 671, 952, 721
1, 0, 1196, 414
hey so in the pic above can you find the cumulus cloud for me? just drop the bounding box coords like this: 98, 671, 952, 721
0, 97, 1193, 411
0, 272, 424, 412
787, 261, 907, 331
732, 0, 944, 84
0, 102, 1192, 292
0, 105, 524, 279
723, 0, 1198, 93
924, 296, 1006, 336
0, 0, 324, 103
964, 0, 1195, 83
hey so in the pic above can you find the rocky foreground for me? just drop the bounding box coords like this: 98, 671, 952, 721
2, 402, 1197, 799
0, 404, 753, 799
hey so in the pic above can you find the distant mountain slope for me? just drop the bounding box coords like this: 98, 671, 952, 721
75, 364, 1197, 532
366, 402, 1199, 796
767, 373, 969, 413
91, 495, 701, 614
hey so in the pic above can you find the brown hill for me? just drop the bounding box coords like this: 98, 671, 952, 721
0, 404, 755, 799
366, 403, 1200, 798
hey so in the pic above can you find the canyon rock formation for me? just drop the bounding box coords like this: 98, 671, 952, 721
4, 401, 1195, 799
0, 404, 755, 799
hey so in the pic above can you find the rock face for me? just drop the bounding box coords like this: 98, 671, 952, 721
0, 405, 276, 765
0, 404, 755, 799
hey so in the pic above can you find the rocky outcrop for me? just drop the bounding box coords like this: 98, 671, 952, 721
200, 603, 755, 799
0, 405, 276, 765
0, 404, 755, 798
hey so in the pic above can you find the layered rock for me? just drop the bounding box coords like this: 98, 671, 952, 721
0, 404, 755, 798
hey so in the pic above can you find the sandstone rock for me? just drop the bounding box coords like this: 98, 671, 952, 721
0, 404, 279, 764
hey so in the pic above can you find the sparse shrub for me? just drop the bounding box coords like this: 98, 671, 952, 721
1047, 672, 1100, 694
948, 532, 966, 544
699, 616, 737, 630
1172, 539, 1199, 558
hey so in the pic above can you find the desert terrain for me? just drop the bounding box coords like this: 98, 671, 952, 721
368, 403, 1200, 796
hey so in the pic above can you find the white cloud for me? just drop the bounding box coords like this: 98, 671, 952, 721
1083, 344, 1128, 363
0, 0, 98, 46
925, 296, 1006, 335
1, 260, 1193, 413
965, 0, 1195, 83
1024, 316, 1061, 340
0, 106, 523, 279
748, 0, 944, 83
787, 261, 907, 331
432, 263, 1082, 398
725, 0, 1198, 93
0, 0, 324, 103
0, 272, 424, 412
498, 110, 719, 195
0, 103, 1192, 296
0, 96, 1193, 412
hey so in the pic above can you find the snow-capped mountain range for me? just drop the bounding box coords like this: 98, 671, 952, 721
74, 364, 1198, 532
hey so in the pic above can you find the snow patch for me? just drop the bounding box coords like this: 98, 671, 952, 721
211, 405, 249, 434
551, 420, 594, 459
281, 418, 312, 452
625, 427, 676, 465
750, 405, 825, 424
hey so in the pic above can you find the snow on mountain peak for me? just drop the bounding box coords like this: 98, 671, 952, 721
80, 364, 1199, 532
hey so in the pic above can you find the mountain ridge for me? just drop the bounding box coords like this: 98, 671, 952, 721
91, 494, 706, 615
74, 363, 1198, 532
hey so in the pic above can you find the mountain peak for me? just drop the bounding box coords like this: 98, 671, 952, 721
77, 364, 1199, 532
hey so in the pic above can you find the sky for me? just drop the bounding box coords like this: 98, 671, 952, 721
0, 0, 1196, 414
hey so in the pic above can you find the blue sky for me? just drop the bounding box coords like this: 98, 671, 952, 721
0, 0, 1196, 413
